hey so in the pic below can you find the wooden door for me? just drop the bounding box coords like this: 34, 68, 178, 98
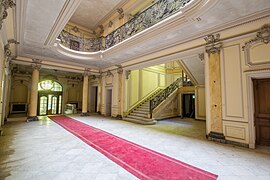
254, 79, 270, 146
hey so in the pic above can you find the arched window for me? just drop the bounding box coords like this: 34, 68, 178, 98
38, 80, 62, 92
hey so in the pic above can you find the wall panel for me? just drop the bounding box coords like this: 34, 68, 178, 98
222, 45, 244, 121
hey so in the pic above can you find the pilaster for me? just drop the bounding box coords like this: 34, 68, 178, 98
116, 66, 123, 119
204, 34, 225, 142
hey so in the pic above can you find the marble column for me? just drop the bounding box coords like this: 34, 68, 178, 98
27, 63, 40, 122
81, 69, 90, 116
97, 76, 102, 114
204, 34, 225, 142
116, 67, 123, 119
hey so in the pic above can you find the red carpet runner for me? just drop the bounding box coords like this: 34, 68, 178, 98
49, 115, 218, 180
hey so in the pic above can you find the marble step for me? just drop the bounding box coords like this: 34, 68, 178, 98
133, 110, 149, 114
126, 115, 153, 121
123, 117, 157, 125
130, 112, 148, 118
137, 107, 149, 111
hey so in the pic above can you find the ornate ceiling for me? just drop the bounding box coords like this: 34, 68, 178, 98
14, 0, 270, 71
69, 0, 126, 30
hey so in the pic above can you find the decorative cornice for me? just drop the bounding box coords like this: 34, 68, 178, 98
204, 33, 222, 55
242, 24, 270, 50
0, 0, 15, 30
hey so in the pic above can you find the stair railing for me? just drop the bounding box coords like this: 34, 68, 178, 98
150, 78, 182, 115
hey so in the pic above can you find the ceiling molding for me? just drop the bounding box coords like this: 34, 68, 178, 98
13, 56, 100, 74
44, 0, 82, 46
15, 0, 28, 55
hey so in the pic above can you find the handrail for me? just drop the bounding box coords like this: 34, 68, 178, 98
125, 87, 163, 116
150, 78, 182, 114
57, 0, 192, 52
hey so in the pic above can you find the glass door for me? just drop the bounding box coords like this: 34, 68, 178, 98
38, 94, 62, 115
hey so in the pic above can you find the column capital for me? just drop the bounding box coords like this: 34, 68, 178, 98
116, 65, 123, 74
125, 70, 131, 79
31, 59, 42, 70
83, 68, 91, 76
204, 34, 222, 55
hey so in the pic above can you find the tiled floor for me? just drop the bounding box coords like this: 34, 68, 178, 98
0, 115, 270, 180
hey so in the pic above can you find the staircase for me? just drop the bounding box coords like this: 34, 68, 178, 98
123, 90, 162, 125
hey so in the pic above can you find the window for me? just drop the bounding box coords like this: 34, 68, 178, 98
38, 80, 62, 92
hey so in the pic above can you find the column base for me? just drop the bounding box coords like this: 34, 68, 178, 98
26, 116, 39, 122
97, 111, 101, 115
116, 114, 122, 120
80, 112, 90, 116
207, 131, 226, 143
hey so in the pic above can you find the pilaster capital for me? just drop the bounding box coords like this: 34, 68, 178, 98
125, 70, 131, 79
204, 34, 222, 55
115, 65, 123, 74
106, 70, 113, 77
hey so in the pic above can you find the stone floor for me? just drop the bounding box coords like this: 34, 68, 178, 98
0, 114, 270, 180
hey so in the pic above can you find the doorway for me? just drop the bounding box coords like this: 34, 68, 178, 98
182, 94, 195, 118
106, 89, 112, 116
37, 80, 63, 116
253, 79, 270, 146
90, 86, 98, 112
38, 94, 62, 115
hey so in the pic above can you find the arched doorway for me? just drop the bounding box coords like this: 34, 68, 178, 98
38, 80, 63, 115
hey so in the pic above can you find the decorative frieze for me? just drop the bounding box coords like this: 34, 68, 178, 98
117, 8, 124, 20
242, 24, 270, 50
0, 0, 15, 30
204, 34, 222, 55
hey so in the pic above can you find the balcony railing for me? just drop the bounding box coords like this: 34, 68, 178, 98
58, 0, 192, 52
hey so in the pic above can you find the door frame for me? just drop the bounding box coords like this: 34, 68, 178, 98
38, 92, 62, 115
182, 93, 195, 118
105, 88, 113, 117
246, 70, 270, 149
